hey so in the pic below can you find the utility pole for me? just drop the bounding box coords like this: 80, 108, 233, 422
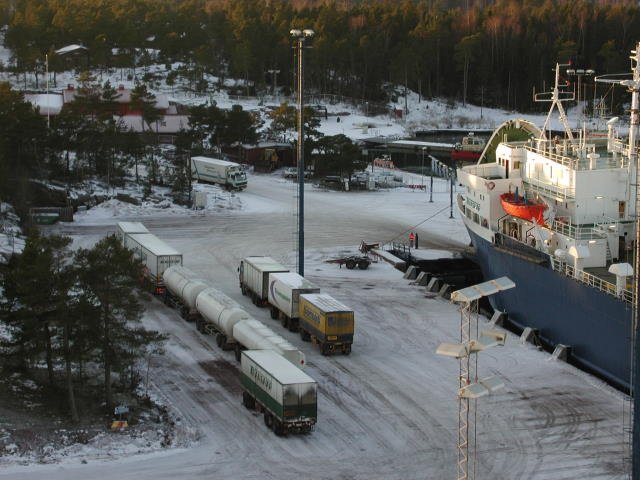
267, 69, 280, 99
290, 29, 314, 277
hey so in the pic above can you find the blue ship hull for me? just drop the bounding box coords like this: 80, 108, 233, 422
467, 227, 633, 390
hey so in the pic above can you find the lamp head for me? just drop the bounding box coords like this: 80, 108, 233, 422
290, 29, 302, 37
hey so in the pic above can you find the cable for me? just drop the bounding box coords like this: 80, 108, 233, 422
383, 204, 452, 246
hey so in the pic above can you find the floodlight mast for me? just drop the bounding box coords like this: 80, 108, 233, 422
437, 277, 514, 480
290, 28, 314, 276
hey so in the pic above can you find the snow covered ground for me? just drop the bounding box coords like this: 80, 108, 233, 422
1, 170, 628, 479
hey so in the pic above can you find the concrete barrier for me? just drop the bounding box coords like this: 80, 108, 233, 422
426, 277, 441, 293
403, 265, 418, 280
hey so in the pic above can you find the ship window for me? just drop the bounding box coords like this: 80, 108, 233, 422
473, 213, 480, 224
619, 201, 626, 219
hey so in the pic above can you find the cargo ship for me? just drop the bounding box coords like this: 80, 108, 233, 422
456, 47, 640, 390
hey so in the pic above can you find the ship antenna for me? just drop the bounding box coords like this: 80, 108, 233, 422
534, 62, 575, 141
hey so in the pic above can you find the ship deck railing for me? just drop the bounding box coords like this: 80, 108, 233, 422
515, 140, 623, 171
524, 178, 575, 200
549, 219, 608, 240
550, 257, 633, 304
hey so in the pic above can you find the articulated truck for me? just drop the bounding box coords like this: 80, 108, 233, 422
241, 350, 316, 435
191, 156, 247, 190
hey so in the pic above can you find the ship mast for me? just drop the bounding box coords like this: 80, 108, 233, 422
536, 63, 575, 141
629, 41, 640, 480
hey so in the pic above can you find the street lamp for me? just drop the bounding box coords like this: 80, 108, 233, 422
267, 68, 280, 99
290, 28, 314, 277
421, 147, 425, 188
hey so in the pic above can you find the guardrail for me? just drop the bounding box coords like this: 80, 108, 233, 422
550, 257, 633, 304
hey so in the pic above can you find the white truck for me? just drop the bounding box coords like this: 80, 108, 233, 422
239, 256, 289, 307
124, 233, 183, 295
267, 272, 320, 331
240, 350, 317, 436
116, 221, 149, 246
191, 156, 247, 190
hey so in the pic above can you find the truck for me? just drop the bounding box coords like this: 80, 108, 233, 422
162, 266, 209, 320
116, 221, 149, 246
195, 286, 251, 349
191, 156, 247, 190
124, 233, 183, 295
240, 350, 317, 436
238, 256, 289, 306
232, 319, 306, 367
267, 272, 320, 332
298, 293, 355, 355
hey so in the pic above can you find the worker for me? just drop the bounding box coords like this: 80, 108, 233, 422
409, 231, 415, 248
414, 232, 419, 249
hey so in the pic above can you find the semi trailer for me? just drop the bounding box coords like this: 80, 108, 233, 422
267, 272, 320, 331
239, 256, 289, 306
232, 319, 305, 367
195, 286, 251, 349
162, 266, 209, 320
299, 293, 354, 355
124, 233, 183, 294
240, 350, 317, 435
116, 221, 149, 246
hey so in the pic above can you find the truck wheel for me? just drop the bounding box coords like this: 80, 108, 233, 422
299, 329, 310, 342
345, 259, 356, 269
358, 260, 369, 270
270, 307, 278, 319
273, 420, 286, 436
216, 333, 225, 348
242, 392, 255, 410
288, 320, 297, 333
281, 316, 289, 329
235, 345, 242, 362
321, 343, 330, 356
343, 344, 352, 355
264, 412, 273, 429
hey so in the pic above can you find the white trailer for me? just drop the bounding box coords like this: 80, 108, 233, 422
125, 233, 182, 294
239, 256, 289, 306
267, 272, 320, 331
162, 266, 209, 320
240, 350, 317, 435
116, 221, 149, 245
191, 156, 247, 190
233, 319, 306, 368
195, 287, 251, 349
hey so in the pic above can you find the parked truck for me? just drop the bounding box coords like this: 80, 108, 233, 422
116, 221, 149, 246
267, 272, 320, 331
162, 266, 209, 320
124, 233, 183, 295
191, 156, 247, 190
195, 286, 251, 349
232, 319, 305, 367
239, 256, 289, 306
298, 293, 354, 355
240, 350, 317, 435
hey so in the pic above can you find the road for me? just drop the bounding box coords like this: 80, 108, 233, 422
6, 173, 628, 479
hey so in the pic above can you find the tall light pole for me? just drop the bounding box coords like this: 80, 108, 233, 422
290, 28, 314, 277
421, 147, 426, 188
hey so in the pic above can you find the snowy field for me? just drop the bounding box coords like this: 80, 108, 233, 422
1, 171, 629, 479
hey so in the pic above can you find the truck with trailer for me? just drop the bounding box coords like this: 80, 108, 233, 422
298, 293, 355, 355
267, 272, 320, 331
232, 319, 306, 367
116, 221, 149, 246
124, 233, 182, 295
238, 256, 289, 306
191, 156, 248, 190
195, 286, 252, 349
240, 350, 317, 436
162, 266, 209, 320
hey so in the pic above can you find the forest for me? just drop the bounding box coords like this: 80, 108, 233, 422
1, 0, 640, 112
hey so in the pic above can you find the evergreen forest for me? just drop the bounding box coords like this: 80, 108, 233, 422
2, 0, 640, 112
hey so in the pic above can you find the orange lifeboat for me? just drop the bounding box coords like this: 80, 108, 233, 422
500, 192, 547, 225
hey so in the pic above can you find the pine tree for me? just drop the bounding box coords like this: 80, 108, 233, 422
74, 235, 163, 411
